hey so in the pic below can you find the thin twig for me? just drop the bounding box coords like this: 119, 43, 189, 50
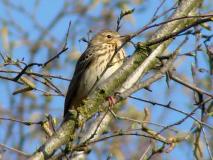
202, 128, 213, 160
145, 17, 213, 46
13, 21, 72, 81
151, 0, 167, 22
0, 143, 29, 157
87, 132, 169, 145
131, 14, 213, 38
0, 69, 71, 81
158, 106, 200, 134
115, 115, 178, 132
128, 96, 212, 130
116, 9, 135, 31
0, 117, 43, 126
169, 71, 213, 98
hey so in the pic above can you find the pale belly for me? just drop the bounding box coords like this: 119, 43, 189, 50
77, 54, 124, 97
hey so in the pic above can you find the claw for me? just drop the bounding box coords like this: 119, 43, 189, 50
107, 96, 117, 106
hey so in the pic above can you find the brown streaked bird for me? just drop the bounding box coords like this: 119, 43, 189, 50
64, 30, 128, 117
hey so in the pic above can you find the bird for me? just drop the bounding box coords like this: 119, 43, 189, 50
64, 30, 128, 118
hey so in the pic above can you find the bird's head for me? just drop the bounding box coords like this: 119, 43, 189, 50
90, 30, 129, 47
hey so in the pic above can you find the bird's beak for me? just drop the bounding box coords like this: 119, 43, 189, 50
119, 35, 130, 44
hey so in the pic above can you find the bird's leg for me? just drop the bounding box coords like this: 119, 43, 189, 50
107, 96, 117, 107
107, 92, 123, 118
106, 95, 118, 119
107, 92, 122, 107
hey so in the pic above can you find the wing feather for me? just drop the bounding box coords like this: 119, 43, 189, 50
64, 47, 94, 116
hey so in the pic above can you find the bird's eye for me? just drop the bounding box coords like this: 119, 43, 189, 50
107, 35, 112, 38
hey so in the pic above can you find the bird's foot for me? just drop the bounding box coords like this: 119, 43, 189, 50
107, 92, 122, 107
107, 96, 117, 107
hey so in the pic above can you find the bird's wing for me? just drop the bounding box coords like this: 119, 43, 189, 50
64, 47, 94, 117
